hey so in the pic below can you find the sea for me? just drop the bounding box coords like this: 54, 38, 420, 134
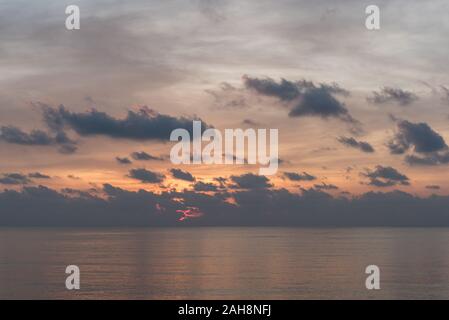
1, 227, 449, 299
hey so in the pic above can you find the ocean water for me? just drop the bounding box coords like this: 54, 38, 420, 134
1, 227, 449, 299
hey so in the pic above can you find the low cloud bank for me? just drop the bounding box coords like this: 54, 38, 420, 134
1, 185, 449, 227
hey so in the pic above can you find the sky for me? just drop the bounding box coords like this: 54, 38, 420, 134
1, 0, 449, 226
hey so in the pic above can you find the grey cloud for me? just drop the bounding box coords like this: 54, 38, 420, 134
368, 87, 418, 106
193, 181, 219, 192
230, 173, 272, 189
313, 183, 339, 190
128, 168, 165, 184
28, 172, 50, 179
213, 177, 227, 188
131, 151, 164, 161
405, 153, 449, 166
388, 120, 447, 154
0, 173, 31, 185
243, 76, 357, 127
42, 105, 209, 141
289, 86, 356, 124
3, 184, 449, 227
0, 125, 77, 154
283, 171, 316, 181
170, 168, 195, 182
337, 136, 375, 153
0, 126, 53, 145
388, 119, 449, 166
426, 185, 441, 190
243, 76, 303, 101
362, 166, 410, 187
116, 157, 132, 165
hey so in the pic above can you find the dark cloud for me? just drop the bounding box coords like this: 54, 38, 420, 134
28, 172, 51, 179
230, 173, 272, 189
388, 120, 449, 166
368, 87, 418, 106
243, 76, 303, 101
170, 168, 195, 182
131, 151, 164, 161
41, 105, 209, 141
362, 166, 410, 187
0, 126, 53, 145
243, 76, 358, 128
337, 136, 375, 153
405, 153, 449, 166
0, 125, 77, 154
3, 184, 449, 227
313, 183, 339, 190
116, 157, 132, 165
0, 173, 31, 185
128, 168, 165, 184
426, 185, 441, 190
388, 120, 447, 154
193, 181, 219, 192
288, 86, 355, 124
213, 177, 227, 188
283, 171, 316, 181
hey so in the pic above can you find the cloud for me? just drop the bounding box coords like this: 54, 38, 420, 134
28, 172, 51, 179
362, 165, 410, 187
283, 171, 316, 181
368, 87, 418, 106
170, 168, 195, 182
313, 182, 339, 190
337, 136, 375, 153
441, 86, 449, 104
288, 87, 354, 124
128, 168, 165, 183
3, 184, 449, 227
131, 151, 164, 161
206, 82, 248, 109
426, 185, 440, 190
0, 125, 77, 154
0, 173, 31, 185
405, 153, 449, 166
388, 120, 447, 154
388, 119, 449, 165
230, 173, 272, 189
243, 76, 303, 101
242, 119, 261, 126
41, 105, 209, 141
116, 157, 132, 165
213, 177, 227, 188
0, 126, 53, 145
243, 76, 358, 128
193, 181, 219, 192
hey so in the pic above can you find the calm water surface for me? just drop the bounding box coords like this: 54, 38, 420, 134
1, 227, 449, 299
